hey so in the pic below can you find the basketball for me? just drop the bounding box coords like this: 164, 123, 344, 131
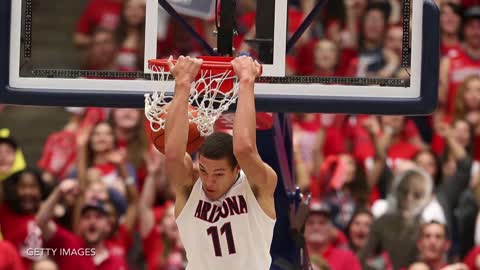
150, 104, 205, 154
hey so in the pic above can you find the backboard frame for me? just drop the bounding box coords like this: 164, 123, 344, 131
0, 0, 439, 114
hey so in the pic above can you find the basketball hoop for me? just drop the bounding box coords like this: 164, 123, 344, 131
144, 56, 240, 137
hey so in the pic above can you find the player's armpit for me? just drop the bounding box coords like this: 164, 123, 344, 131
235, 150, 277, 218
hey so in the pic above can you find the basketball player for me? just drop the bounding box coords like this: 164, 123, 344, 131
164, 55, 277, 270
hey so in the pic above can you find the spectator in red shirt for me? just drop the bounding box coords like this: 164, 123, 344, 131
292, 113, 323, 188
115, 0, 146, 72
74, 0, 123, 47
35, 180, 127, 270
450, 75, 480, 161
83, 29, 119, 71
0, 168, 47, 270
304, 200, 362, 270
0, 240, 25, 270
139, 148, 187, 270
440, 2, 463, 58
76, 121, 137, 200
311, 40, 341, 77
38, 107, 107, 183
109, 108, 148, 189
354, 115, 423, 171
102, 199, 133, 260
309, 154, 370, 230
439, 6, 480, 114
410, 222, 451, 270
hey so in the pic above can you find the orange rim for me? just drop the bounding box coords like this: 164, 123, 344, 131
148, 58, 233, 72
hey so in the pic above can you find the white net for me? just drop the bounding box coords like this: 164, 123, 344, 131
144, 65, 240, 137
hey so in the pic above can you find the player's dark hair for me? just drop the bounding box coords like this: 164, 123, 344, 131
198, 132, 238, 169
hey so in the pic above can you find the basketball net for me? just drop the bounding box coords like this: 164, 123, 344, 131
144, 65, 240, 137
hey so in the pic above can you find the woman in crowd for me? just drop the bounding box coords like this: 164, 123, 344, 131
115, 0, 146, 71
76, 121, 137, 197
347, 209, 392, 270
109, 108, 148, 189
0, 168, 47, 270
440, 2, 463, 57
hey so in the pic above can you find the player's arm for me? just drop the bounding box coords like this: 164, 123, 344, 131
231, 56, 277, 219
164, 56, 203, 218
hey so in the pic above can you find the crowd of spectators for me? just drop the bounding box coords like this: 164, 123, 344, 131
3, 0, 480, 269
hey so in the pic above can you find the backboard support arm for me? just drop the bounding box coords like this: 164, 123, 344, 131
217, 0, 235, 56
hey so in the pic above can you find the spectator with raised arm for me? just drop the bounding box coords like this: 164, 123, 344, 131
75, 121, 137, 200
138, 147, 186, 270
35, 180, 127, 270
109, 108, 148, 189
38, 108, 107, 184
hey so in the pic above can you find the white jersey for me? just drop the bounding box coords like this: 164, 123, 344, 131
176, 171, 276, 270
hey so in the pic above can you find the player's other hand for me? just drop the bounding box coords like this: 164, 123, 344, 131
231, 55, 261, 83
168, 55, 203, 86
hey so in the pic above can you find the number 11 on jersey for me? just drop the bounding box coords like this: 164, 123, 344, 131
206, 222, 237, 257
